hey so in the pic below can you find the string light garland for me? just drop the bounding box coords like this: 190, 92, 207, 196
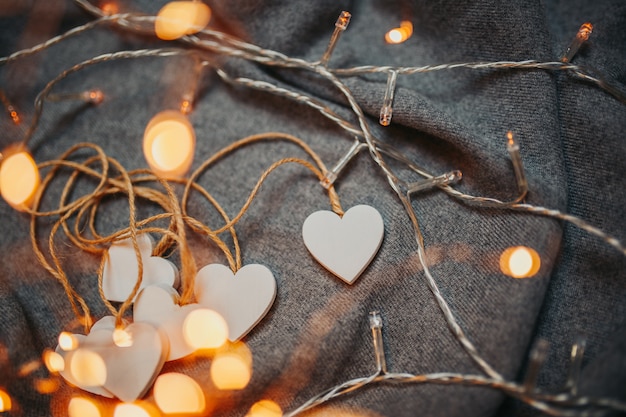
0, 2, 624, 416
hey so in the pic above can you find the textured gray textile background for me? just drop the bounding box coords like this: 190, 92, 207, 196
0, 0, 625, 416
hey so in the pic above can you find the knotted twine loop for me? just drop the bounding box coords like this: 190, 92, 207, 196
27, 132, 343, 332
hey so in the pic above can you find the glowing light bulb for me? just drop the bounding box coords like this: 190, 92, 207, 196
319, 11, 352, 66
43, 349, 65, 373
500, 246, 541, 278
99, 1, 119, 15
183, 308, 228, 350
0, 146, 40, 211
379, 70, 397, 126
505, 131, 528, 196
68, 397, 102, 417
0, 91, 20, 125
155, 1, 212, 40
154, 373, 205, 414
69, 348, 107, 387
58, 332, 79, 351
114, 402, 159, 417
385, 21, 413, 44
246, 400, 282, 417
561, 22, 593, 62
143, 110, 196, 178
210, 342, 252, 390
0, 389, 12, 412
86, 90, 104, 105
113, 328, 133, 347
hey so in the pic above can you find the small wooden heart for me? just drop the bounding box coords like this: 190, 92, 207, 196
195, 264, 276, 342
134, 284, 203, 361
302, 204, 384, 284
55, 334, 114, 398
56, 316, 167, 402
102, 234, 180, 302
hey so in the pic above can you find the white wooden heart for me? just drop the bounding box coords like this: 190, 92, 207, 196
55, 334, 114, 398
99, 321, 167, 402
134, 284, 203, 361
195, 264, 276, 342
102, 234, 180, 302
302, 204, 384, 284
56, 316, 168, 402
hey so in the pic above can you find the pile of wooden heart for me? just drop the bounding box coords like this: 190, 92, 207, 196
55, 234, 276, 401
54, 204, 384, 401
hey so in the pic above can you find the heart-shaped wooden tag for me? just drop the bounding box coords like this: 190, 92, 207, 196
195, 264, 276, 342
134, 284, 203, 361
56, 334, 115, 398
302, 204, 384, 284
56, 316, 168, 402
102, 234, 180, 302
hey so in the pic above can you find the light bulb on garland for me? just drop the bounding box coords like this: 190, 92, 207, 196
143, 110, 196, 178
561, 22, 593, 62
99, 1, 119, 16
0, 90, 21, 125
155, 1, 211, 41
0, 144, 40, 211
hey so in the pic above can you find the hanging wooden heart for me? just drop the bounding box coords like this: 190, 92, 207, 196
102, 234, 180, 302
302, 204, 384, 284
55, 316, 168, 402
195, 264, 276, 342
55, 334, 115, 398
134, 284, 204, 361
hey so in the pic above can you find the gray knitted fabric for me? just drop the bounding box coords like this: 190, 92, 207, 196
0, 0, 625, 416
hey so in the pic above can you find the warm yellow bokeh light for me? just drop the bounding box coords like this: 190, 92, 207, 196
59, 332, 79, 351
114, 402, 158, 417
246, 400, 282, 417
183, 308, 228, 350
68, 397, 102, 417
154, 373, 206, 414
34, 378, 60, 394
69, 348, 107, 387
113, 328, 133, 347
43, 349, 65, 373
211, 354, 251, 390
143, 110, 196, 178
0, 148, 40, 211
386, 29, 404, 43
385, 21, 413, 44
210, 342, 253, 390
500, 246, 541, 278
155, 1, 211, 40
0, 389, 12, 412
